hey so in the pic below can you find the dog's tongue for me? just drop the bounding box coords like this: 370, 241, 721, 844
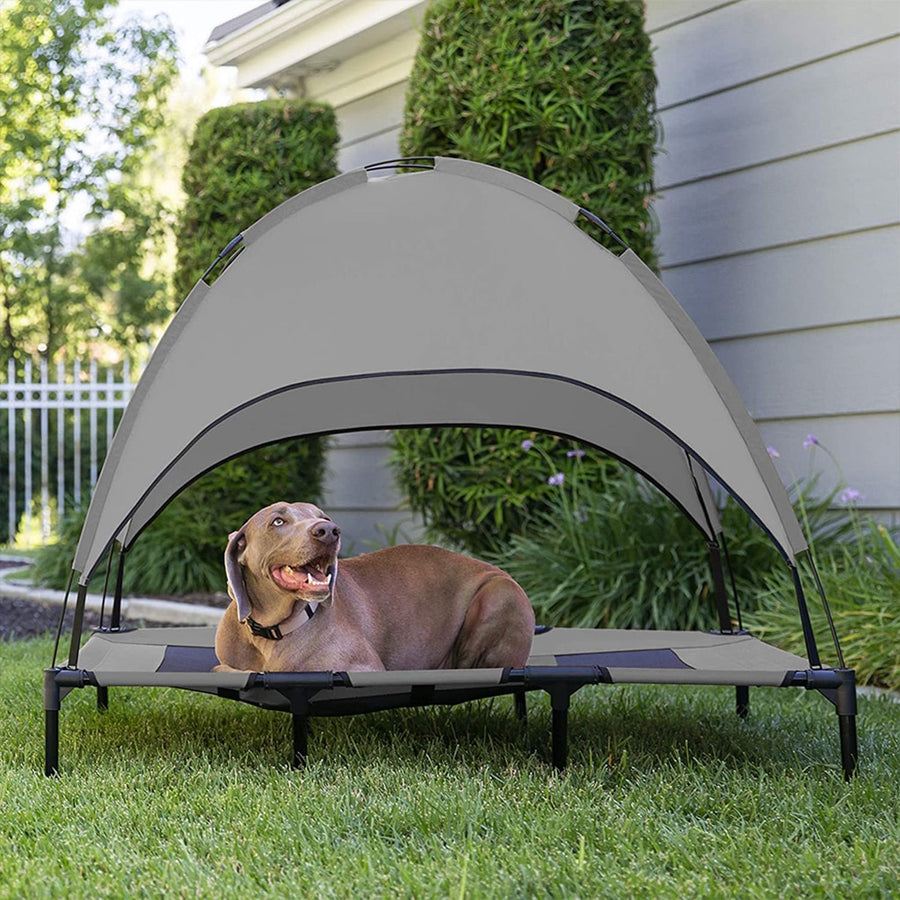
272, 565, 309, 592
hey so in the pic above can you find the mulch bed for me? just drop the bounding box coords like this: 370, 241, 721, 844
0, 560, 227, 642
0, 596, 105, 643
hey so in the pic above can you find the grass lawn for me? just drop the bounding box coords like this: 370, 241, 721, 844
3, 636, 899, 899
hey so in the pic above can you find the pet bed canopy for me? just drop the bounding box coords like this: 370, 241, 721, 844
46, 158, 856, 779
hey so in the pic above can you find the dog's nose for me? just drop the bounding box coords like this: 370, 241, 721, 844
309, 521, 340, 545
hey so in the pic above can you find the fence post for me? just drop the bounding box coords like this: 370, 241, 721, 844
57, 360, 65, 523
23, 358, 33, 543
6, 359, 15, 543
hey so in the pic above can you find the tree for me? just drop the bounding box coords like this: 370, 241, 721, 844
392, 0, 659, 554
0, 0, 178, 367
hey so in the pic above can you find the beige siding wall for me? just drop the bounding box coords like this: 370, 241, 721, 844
312, 0, 899, 542
647, 0, 900, 521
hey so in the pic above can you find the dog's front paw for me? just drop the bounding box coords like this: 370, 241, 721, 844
212, 663, 245, 673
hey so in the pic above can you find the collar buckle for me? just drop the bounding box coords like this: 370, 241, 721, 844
247, 617, 283, 641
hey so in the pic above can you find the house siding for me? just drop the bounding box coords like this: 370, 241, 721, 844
266, 0, 898, 541
647, 0, 900, 522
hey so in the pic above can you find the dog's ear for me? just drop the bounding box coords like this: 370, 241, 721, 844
224, 528, 252, 622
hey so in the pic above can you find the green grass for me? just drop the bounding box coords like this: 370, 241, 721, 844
3, 637, 899, 898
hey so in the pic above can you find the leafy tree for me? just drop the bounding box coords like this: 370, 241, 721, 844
392, 0, 659, 555
0, 0, 178, 367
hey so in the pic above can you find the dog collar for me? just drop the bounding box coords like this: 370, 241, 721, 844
245, 565, 335, 641
246, 603, 315, 642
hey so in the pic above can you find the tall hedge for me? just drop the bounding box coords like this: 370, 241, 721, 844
392, 0, 659, 556
133, 100, 336, 592
401, 0, 658, 263
175, 99, 340, 299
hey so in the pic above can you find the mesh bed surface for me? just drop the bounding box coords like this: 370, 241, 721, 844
75, 625, 811, 696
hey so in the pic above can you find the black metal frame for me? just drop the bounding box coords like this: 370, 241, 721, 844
43, 659, 858, 780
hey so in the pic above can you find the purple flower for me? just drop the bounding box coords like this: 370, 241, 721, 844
567, 449, 586, 458
839, 487, 863, 505
547, 472, 565, 486
803, 434, 819, 449
521, 439, 534, 451
767, 446, 780, 459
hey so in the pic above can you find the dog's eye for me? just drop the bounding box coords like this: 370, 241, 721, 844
271, 517, 285, 527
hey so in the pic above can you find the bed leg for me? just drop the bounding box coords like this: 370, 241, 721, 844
97, 686, 109, 712
549, 687, 571, 772
736, 685, 749, 719
514, 690, 527, 726
43, 670, 61, 777
836, 669, 858, 781
292, 714, 308, 769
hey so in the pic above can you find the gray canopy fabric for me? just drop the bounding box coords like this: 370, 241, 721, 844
73, 157, 806, 583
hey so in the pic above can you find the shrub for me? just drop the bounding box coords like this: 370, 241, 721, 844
747, 522, 900, 690
390, 430, 620, 556
400, 0, 658, 262
486, 444, 858, 632
175, 99, 339, 298
171, 99, 339, 587
392, 0, 659, 554
33, 436, 328, 595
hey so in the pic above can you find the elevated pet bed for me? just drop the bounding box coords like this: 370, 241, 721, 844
45, 158, 857, 778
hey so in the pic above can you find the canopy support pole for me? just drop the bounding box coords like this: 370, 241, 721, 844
791, 565, 821, 669
66, 584, 89, 669
707, 541, 734, 633
110, 545, 127, 632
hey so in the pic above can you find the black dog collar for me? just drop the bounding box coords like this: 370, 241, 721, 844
246, 604, 316, 641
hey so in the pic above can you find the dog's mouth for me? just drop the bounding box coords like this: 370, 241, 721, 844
270, 556, 335, 598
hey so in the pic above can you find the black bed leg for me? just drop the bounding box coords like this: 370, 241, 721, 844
97, 686, 109, 712
839, 715, 858, 782
43, 670, 60, 777
514, 690, 528, 726
292, 714, 308, 768
736, 685, 750, 719
45, 709, 60, 777
836, 669, 858, 781
549, 688, 571, 772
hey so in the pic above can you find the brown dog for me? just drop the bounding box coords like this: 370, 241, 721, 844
214, 502, 535, 673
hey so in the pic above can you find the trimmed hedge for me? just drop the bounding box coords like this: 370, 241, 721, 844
392, 0, 659, 555
175, 99, 339, 299
401, 0, 658, 263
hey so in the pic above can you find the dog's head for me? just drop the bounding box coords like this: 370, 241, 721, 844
225, 501, 341, 626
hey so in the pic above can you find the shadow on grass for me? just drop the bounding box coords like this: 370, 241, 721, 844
53, 680, 848, 781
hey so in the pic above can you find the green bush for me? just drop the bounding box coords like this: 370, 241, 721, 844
391, 430, 620, 556
175, 99, 339, 299
486, 449, 858, 632
392, 0, 659, 555
172, 99, 339, 587
401, 0, 658, 262
33, 436, 328, 595
747, 522, 900, 690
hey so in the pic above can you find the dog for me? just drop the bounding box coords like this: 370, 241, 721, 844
214, 501, 535, 673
